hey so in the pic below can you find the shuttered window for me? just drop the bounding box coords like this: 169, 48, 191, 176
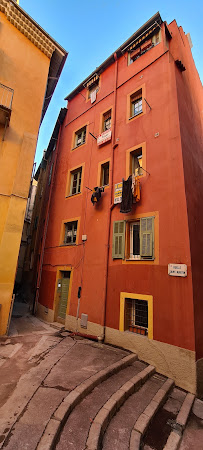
140, 217, 154, 257
112, 221, 125, 259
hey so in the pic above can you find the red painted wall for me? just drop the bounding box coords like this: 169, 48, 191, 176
38, 20, 203, 355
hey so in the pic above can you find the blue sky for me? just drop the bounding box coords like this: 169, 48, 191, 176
20, 0, 203, 167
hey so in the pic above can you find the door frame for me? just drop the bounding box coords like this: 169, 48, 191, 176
53, 266, 73, 323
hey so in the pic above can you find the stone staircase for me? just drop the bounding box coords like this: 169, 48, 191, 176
35, 353, 195, 450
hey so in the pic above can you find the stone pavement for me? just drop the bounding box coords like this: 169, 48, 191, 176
0, 305, 203, 450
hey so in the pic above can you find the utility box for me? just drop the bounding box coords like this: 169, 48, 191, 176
80, 313, 88, 328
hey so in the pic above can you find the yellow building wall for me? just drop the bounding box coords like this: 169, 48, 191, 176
0, 11, 50, 334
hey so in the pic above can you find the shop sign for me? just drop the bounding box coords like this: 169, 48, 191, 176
97, 129, 111, 146
114, 182, 122, 204
168, 264, 187, 277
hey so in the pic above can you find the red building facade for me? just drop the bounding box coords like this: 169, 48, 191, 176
36, 13, 203, 394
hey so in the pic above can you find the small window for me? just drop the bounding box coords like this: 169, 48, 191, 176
101, 162, 109, 186
70, 167, 82, 196
75, 127, 86, 148
64, 221, 78, 245
130, 89, 142, 118
87, 76, 99, 99
130, 148, 143, 176
103, 110, 111, 131
125, 298, 148, 336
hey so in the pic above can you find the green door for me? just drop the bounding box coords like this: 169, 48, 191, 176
58, 273, 70, 320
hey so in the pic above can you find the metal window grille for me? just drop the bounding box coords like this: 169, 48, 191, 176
125, 298, 148, 336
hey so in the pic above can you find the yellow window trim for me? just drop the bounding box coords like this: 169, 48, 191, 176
59, 216, 81, 247
71, 122, 89, 150
65, 162, 85, 198
122, 210, 159, 265
119, 292, 153, 340
126, 83, 146, 124
53, 265, 73, 319
86, 75, 101, 102
126, 142, 146, 179
97, 158, 111, 187
99, 105, 113, 134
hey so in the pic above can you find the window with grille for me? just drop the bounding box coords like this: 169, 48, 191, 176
101, 161, 109, 186
70, 168, 82, 196
75, 127, 86, 147
64, 221, 78, 245
125, 298, 148, 336
130, 89, 142, 118
103, 110, 111, 131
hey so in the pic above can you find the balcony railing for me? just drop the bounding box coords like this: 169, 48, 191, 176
0, 83, 14, 126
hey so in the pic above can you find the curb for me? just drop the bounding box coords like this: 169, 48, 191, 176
85, 365, 155, 450
36, 353, 137, 450
129, 378, 174, 449
163, 392, 195, 450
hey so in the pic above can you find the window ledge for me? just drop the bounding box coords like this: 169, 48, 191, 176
126, 258, 154, 261
60, 243, 76, 247
129, 111, 143, 120
124, 330, 148, 338
72, 143, 86, 151
66, 193, 82, 199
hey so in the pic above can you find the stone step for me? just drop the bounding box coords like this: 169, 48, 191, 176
85, 364, 156, 450
141, 386, 190, 450
102, 373, 168, 450
36, 353, 137, 450
55, 359, 147, 450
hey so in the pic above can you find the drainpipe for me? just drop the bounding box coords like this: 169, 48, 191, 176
33, 121, 62, 315
102, 52, 118, 340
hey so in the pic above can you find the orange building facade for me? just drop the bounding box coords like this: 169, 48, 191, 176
35, 13, 203, 394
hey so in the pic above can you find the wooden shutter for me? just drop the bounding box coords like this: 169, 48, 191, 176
112, 221, 125, 259
140, 217, 154, 257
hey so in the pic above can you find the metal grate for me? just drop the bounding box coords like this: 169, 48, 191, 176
125, 298, 148, 336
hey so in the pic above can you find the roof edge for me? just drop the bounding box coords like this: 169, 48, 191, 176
65, 12, 162, 101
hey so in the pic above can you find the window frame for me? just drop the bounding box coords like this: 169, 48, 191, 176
119, 292, 153, 340
101, 161, 110, 187
130, 89, 143, 120
69, 167, 82, 196
74, 127, 86, 148
126, 85, 146, 124
103, 109, 112, 132
64, 220, 78, 246
112, 215, 155, 261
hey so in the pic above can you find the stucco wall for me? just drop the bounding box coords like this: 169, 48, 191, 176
0, 11, 50, 334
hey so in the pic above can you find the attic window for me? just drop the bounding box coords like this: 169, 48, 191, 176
85, 75, 100, 101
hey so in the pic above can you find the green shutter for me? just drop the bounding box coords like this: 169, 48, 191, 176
140, 217, 154, 257
112, 221, 125, 259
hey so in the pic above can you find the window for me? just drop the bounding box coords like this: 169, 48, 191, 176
130, 148, 143, 176
75, 127, 86, 148
125, 298, 148, 336
64, 221, 78, 245
101, 161, 109, 186
70, 167, 82, 196
130, 89, 142, 118
112, 217, 154, 260
103, 110, 111, 131
87, 75, 99, 99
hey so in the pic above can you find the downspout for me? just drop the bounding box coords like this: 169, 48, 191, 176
102, 52, 118, 340
33, 121, 62, 315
